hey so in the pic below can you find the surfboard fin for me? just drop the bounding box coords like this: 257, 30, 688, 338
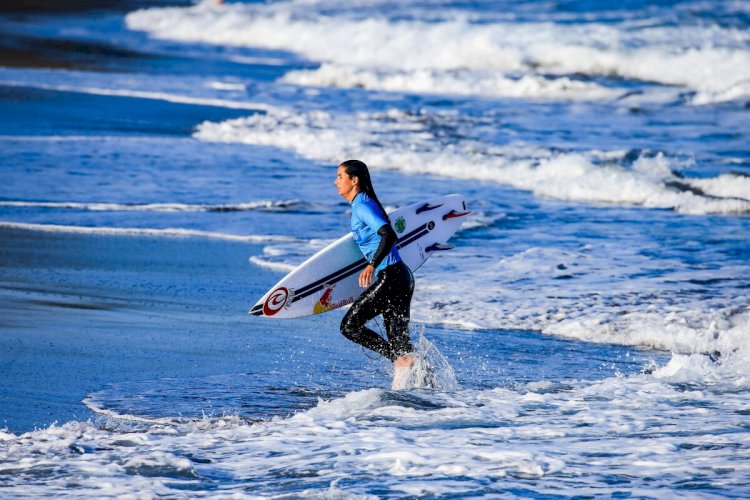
425, 243, 454, 252
442, 209, 471, 220
416, 202, 444, 214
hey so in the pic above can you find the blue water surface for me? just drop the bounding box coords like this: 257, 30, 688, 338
1, 0, 749, 497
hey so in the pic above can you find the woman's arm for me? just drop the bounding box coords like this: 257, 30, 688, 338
370, 224, 397, 269
359, 223, 397, 287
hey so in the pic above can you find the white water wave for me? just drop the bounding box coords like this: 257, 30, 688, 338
206, 81, 247, 91
412, 241, 750, 361
194, 107, 750, 214
0, 67, 270, 112
0, 81, 266, 111
2, 368, 750, 496
248, 256, 297, 273
457, 210, 507, 231
0, 221, 297, 243
82, 398, 179, 426
126, 1, 750, 103
0, 199, 302, 213
686, 173, 750, 202
248, 238, 335, 272
653, 351, 750, 390
281, 64, 623, 101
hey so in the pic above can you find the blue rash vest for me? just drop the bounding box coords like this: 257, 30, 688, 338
350, 192, 401, 273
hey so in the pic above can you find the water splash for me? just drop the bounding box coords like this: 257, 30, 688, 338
394, 326, 459, 391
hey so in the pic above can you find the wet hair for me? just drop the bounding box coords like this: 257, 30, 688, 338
339, 159, 390, 223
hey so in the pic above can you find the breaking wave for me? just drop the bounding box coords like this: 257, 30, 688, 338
126, 0, 750, 103
0, 199, 302, 213
195, 108, 750, 215
0, 221, 297, 243
3, 362, 750, 496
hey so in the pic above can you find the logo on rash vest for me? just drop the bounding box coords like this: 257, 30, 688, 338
395, 216, 406, 234
263, 287, 289, 316
313, 284, 354, 314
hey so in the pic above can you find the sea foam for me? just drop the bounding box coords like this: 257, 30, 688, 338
3, 367, 750, 496
126, 1, 750, 103
410, 241, 750, 365
281, 64, 622, 101
0, 221, 297, 243
0, 199, 301, 213
195, 107, 750, 215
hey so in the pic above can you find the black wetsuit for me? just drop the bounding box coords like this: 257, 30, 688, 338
340, 193, 415, 361
341, 260, 414, 361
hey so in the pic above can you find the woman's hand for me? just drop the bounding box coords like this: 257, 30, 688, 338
359, 264, 375, 288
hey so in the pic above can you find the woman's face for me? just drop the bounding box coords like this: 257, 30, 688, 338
335, 165, 358, 200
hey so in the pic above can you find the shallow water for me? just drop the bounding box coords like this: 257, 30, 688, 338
1, 0, 749, 497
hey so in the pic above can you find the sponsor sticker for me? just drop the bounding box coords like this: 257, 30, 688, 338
313, 284, 354, 314
395, 216, 406, 234
263, 287, 289, 316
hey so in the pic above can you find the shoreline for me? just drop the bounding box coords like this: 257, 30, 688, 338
0, 225, 667, 434
0, 226, 296, 433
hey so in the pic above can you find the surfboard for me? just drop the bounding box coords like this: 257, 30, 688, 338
250, 194, 469, 319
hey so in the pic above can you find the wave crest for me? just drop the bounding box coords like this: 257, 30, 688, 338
195, 108, 750, 215
0, 199, 302, 213
126, 2, 750, 103
0, 221, 297, 242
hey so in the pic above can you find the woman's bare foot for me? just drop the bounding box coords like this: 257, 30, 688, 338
391, 353, 415, 390
394, 354, 414, 369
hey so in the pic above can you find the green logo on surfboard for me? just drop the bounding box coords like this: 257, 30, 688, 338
395, 216, 406, 233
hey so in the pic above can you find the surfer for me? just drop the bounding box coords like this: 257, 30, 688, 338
335, 160, 415, 385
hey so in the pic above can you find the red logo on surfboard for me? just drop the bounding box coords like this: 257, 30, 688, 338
313, 284, 353, 314
264, 287, 289, 316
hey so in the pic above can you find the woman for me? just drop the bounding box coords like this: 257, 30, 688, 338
335, 160, 415, 380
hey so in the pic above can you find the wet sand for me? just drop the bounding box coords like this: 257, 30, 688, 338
0, 34, 154, 71
0, 0, 191, 71
0, 226, 327, 432
0, 0, 190, 14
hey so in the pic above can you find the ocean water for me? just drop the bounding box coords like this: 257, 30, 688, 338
1, 0, 749, 497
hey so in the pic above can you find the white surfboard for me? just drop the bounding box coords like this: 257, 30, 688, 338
250, 194, 469, 319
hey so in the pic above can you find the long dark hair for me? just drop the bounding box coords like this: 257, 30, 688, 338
340, 159, 390, 223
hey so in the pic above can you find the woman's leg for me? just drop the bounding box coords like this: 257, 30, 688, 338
382, 262, 415, 358
340, 272, 395, 360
